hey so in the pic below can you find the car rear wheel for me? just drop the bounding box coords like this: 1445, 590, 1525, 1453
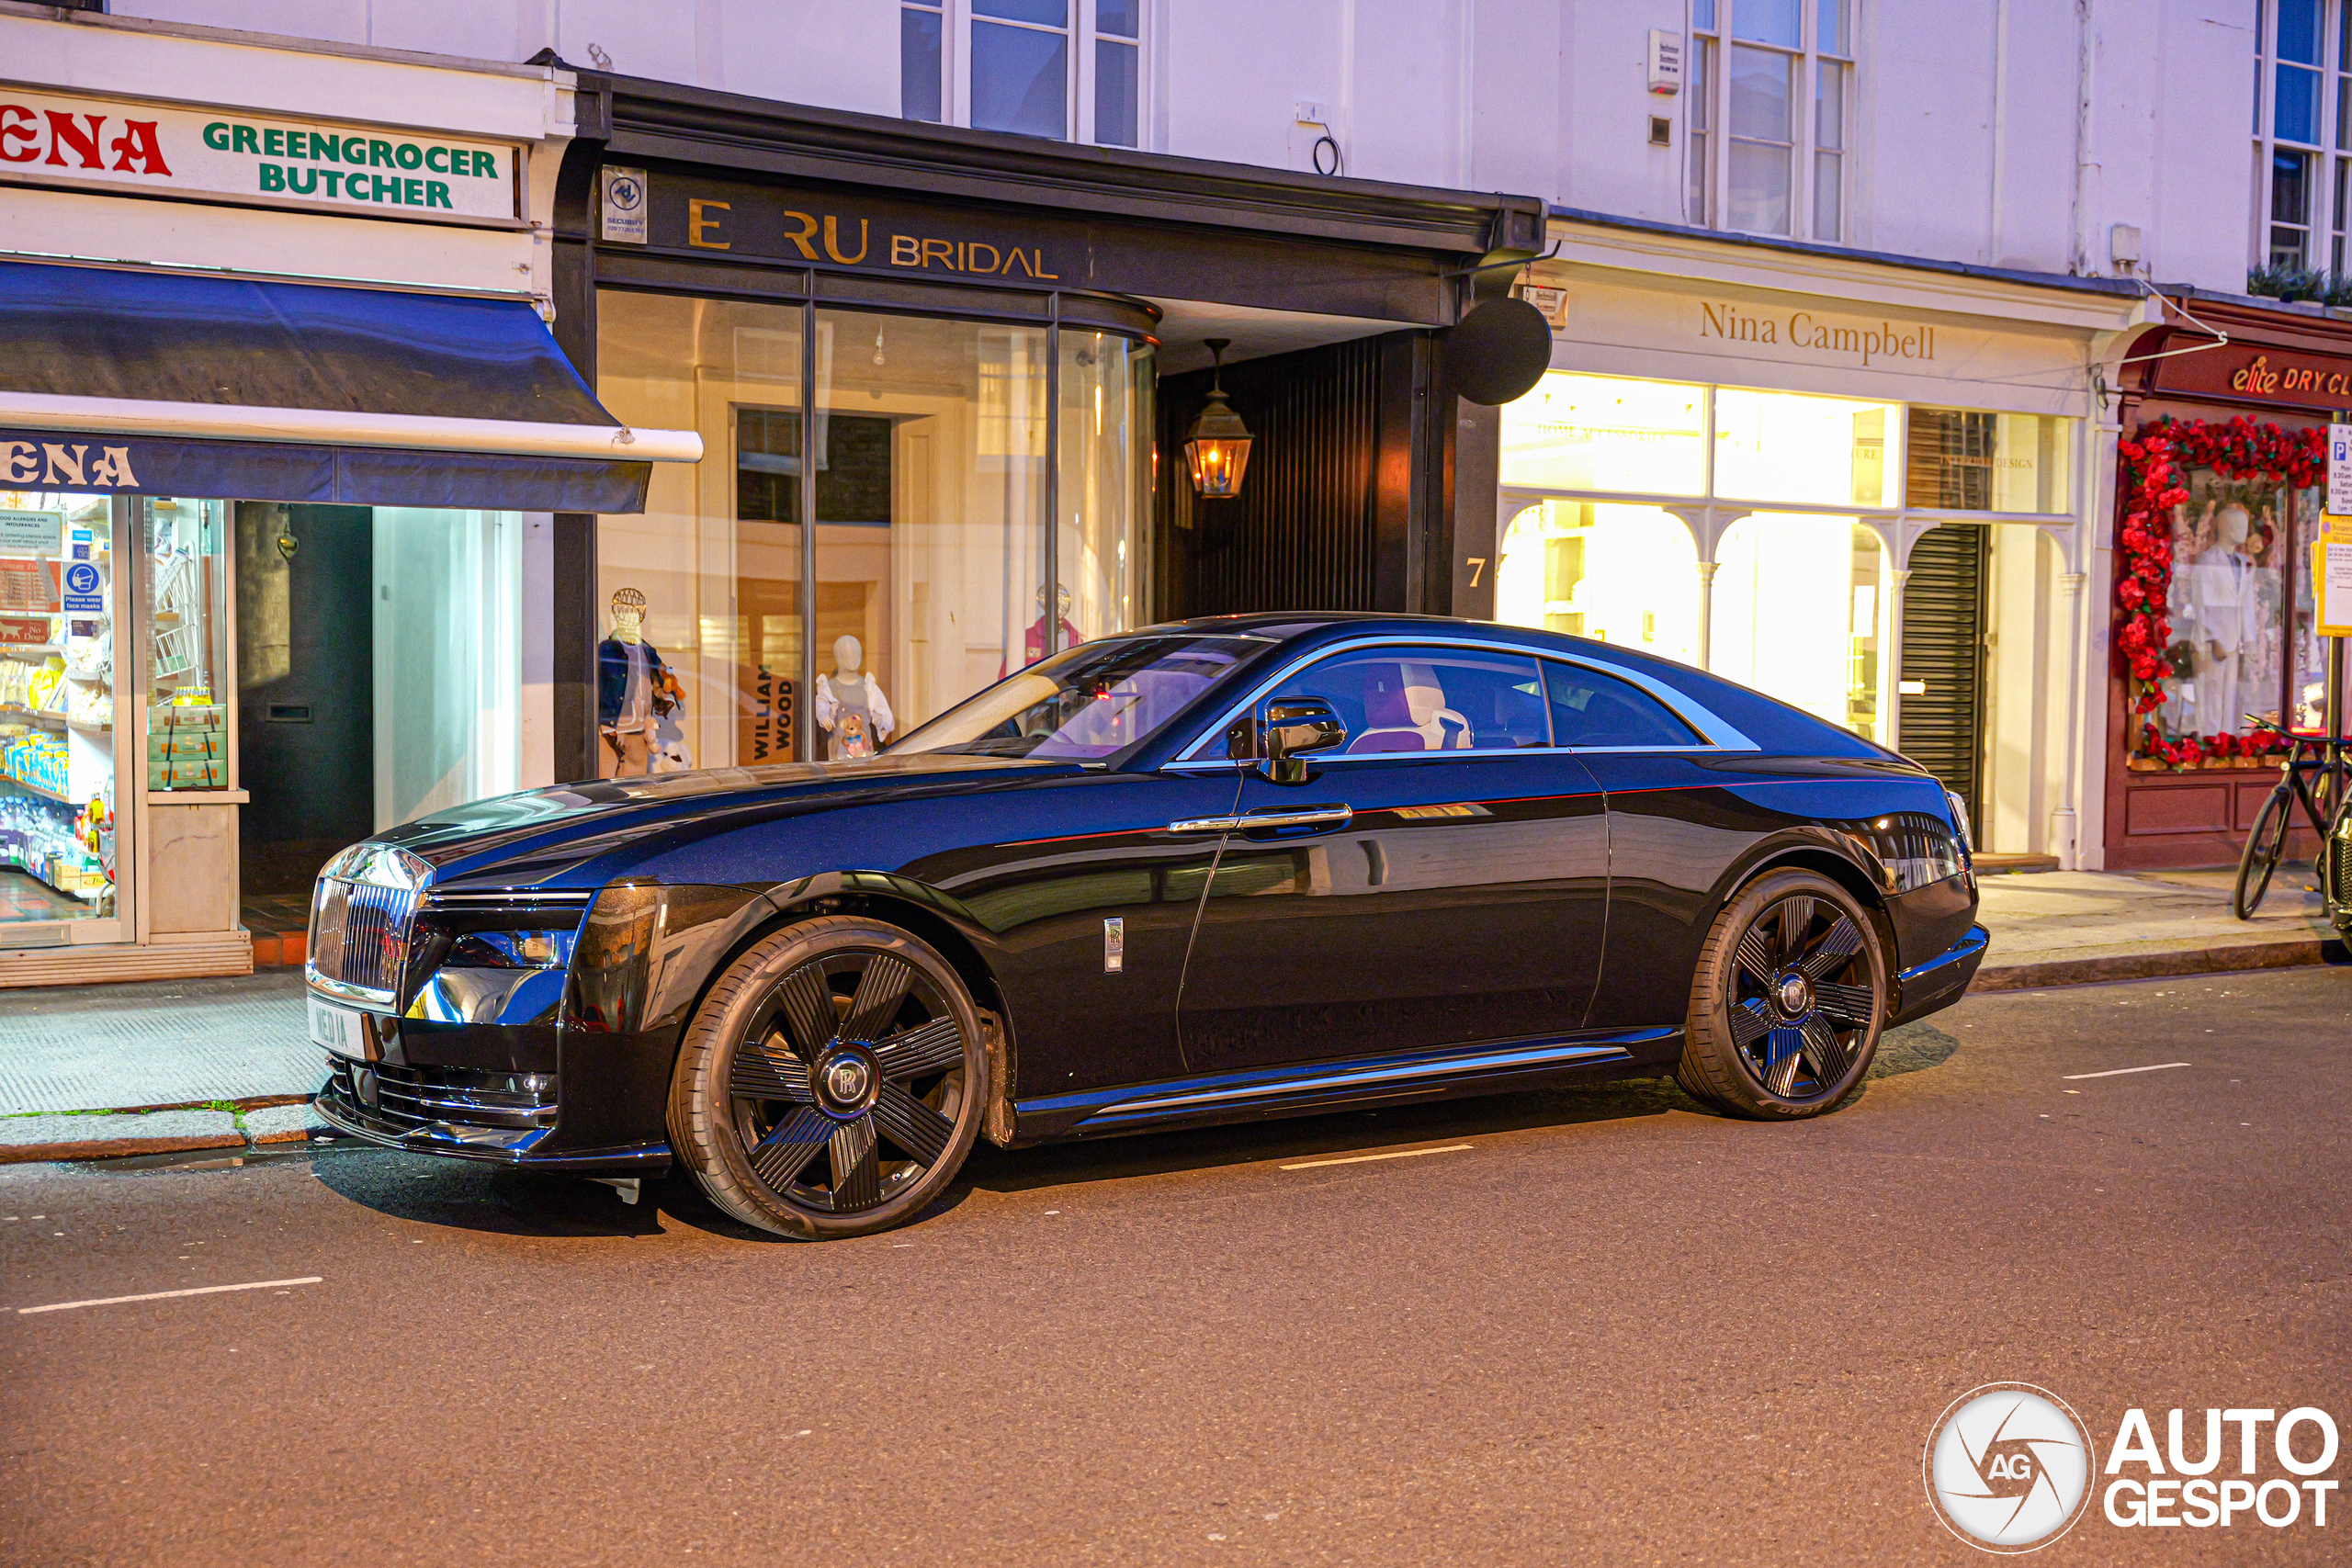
1676, 869, 1886, 1120
668, 916, 988, 1239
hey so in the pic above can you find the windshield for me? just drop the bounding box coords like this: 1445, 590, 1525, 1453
889, 635, 1266, 759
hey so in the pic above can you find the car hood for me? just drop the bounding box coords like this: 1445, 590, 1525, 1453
368, 753, 1085, 889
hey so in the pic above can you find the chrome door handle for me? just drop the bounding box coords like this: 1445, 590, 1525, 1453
1164, 806, 1354, 834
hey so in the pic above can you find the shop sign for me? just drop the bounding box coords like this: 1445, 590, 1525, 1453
645, 179, 1064, 281
0, 509, 64, 557
2149, 344, 2352, 412
1698, 299, 1934, 367
1, 440, 139, 491
0, 87, 519, 222
1524, 272, 2088, 413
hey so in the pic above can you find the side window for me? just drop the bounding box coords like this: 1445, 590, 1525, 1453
1270, 647, 1548, 753
1544, 660, 1704, 748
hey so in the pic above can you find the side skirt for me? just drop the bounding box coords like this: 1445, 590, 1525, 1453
1012, 1027, 1683, 1144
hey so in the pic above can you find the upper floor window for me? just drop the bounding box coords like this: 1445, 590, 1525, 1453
2252, 0, 2352, 276
1687, 0, 1852, 243
902, 0, 1142, 147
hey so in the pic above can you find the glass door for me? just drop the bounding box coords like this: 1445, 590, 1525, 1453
0, 491, 128, 946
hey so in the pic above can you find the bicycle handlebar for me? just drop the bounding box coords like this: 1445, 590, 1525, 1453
2243, 716, 2352, 745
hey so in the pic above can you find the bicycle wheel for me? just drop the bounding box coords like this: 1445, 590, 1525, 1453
2233, 784, 2295, 919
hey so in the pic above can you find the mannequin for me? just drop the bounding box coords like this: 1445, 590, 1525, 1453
815, 634, 894, 760
597, 587, 679, 777
2191, 503, 2255, 741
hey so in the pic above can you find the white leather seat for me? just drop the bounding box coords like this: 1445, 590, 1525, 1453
1347, 662, 1471, 752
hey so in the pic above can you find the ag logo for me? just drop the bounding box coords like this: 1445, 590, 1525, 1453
1923, 1383, 2096, 1552
606, 173, 644, 213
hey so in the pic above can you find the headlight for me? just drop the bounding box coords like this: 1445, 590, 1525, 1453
1943, 789, 1974, 853
321, 841, 434, 892
448, 929, 579, 969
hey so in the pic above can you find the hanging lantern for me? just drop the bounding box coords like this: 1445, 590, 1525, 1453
1183, 338, 1254, 499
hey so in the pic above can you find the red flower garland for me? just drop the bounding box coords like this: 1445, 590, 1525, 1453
2115, 415, 2321, 768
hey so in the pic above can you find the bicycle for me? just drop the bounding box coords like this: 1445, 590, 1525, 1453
2231, 716, 2352, 919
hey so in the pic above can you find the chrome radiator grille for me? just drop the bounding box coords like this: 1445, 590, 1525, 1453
309, 878, 423, 1000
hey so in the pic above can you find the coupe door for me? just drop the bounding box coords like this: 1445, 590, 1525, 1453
1174, 645, 1609, 1075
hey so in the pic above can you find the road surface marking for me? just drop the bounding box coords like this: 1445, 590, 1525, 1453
1281, 1144, 1473, 1171
17, 1276, 322, 1316
2062, 1062, 2191, 1080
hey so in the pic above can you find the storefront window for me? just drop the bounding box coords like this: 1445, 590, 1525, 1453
1905, 407, 2074, 513
373, 509, 521, 824
1494, 501, 1700, 665
1712, 514, 1887, 740
1058, 329, 1153, 664
596, 289, 1150, 772
0, 491, 119, 928
1498, 374, 1706, 495
144, 498, 230, 794
1713, 389, 1891, 507
2146, 468, 2298, 742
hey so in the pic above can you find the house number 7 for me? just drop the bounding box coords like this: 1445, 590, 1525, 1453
1466, 557, 1487, 587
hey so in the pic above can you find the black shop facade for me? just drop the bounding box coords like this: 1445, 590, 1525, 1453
544, 73, 1545, 780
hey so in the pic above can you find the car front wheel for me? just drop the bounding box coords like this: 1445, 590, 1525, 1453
668, 916, 989, 1239
1676, 869, 1886, 1119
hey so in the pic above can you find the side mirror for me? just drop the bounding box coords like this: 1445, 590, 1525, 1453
1260, 697, 1347, 784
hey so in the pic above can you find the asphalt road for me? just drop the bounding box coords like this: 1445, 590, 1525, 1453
6, 967, 2352, 1565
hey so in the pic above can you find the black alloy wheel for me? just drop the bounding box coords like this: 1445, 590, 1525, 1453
1677, 868, 1886, 1119
669, 916, 988, 1239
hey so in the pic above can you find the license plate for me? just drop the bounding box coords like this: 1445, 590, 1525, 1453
307, 995, 380, 1062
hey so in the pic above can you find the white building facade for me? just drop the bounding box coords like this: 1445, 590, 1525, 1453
0, 0, 2311, 988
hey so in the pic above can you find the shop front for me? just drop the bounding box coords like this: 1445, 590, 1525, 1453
2103, 301, 2352, 869
0, 17, 699, 986
553, 73, 1545, 775
1499, 217, 2152, 867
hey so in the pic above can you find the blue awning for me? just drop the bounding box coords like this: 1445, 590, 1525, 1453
0, 260, 698, 513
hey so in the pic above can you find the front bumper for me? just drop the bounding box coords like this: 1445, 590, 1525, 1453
312, 1066, 670, 1174
1889, 922, 1988, 1024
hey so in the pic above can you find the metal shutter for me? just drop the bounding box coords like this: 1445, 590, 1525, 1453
1897, 524, 1990, 824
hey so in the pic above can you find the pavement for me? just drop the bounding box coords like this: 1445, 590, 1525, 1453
0, 862, 2340, 1164
3, 967, 2346, 1564
1973, 860, 2348, 989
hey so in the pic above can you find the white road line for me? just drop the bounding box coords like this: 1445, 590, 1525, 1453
1280, 1144, 1474, 1171
16, 1276, 322, 1316
2061, 1062, 2192, 1080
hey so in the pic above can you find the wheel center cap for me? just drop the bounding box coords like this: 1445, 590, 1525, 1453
1776, 973, 1813, 1017
813, 1043, 880, 1115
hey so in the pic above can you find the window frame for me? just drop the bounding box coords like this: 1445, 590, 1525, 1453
1687, 0, 1854, 243
2252, 0, 2352, 272
1168, 635, 1758, 767
901, 0, 1148, 148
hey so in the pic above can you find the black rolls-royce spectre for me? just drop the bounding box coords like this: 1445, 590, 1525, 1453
306, 614, 1985, 1238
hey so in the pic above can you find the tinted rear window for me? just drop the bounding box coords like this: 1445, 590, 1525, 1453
1544, 660, 1703, 748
